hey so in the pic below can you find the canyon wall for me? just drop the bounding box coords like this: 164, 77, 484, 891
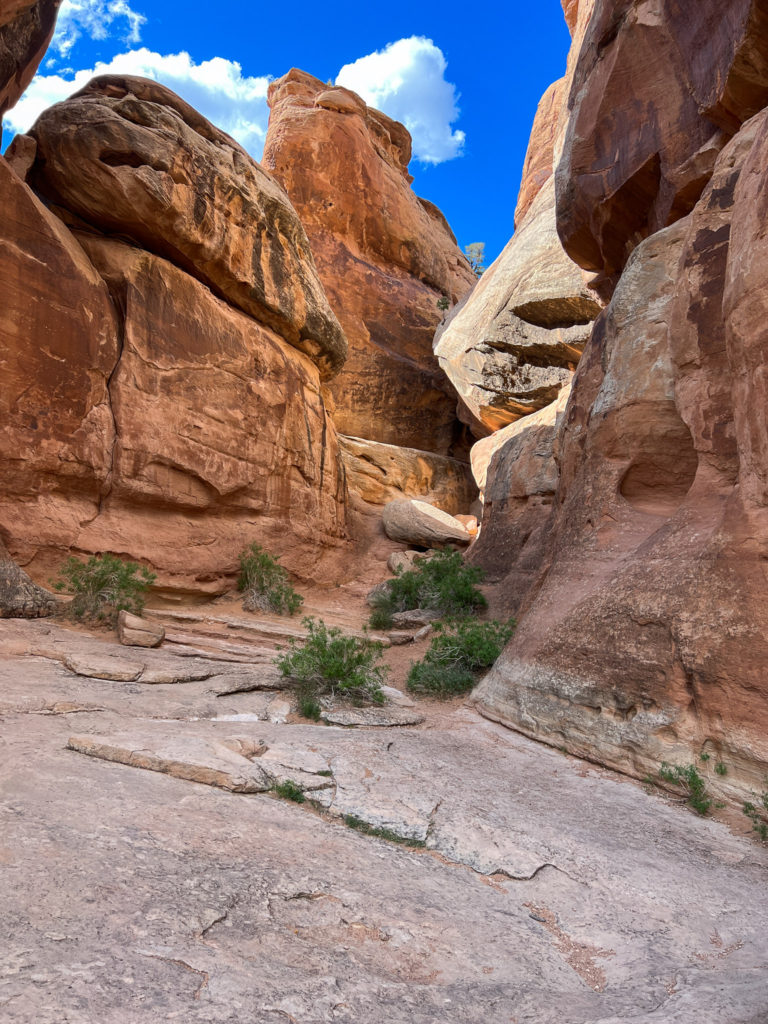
1, 75, 351, 595
468, 0, 768, 801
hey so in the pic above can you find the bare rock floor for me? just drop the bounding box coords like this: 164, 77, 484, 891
1, 617, 767, 1023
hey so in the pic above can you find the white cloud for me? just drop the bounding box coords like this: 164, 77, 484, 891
53, 0, 146, 58
336, 36, 465, 165
2, 49, 271, 157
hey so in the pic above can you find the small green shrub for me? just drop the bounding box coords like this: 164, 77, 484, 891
714, 761, 728, 777
237, 542, 303, 616
344, 814, 426, 847
275, 617, 387, 709
659, 762, 712, 816
52, 553, 155, 624
273, 780, 305, 803
437, 296, 450, 312
297, 688, 322, 721
407, 618, 515, 698
369, 550, 487, 629
743, 785, 768, 841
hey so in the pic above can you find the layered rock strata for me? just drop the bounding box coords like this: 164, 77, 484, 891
28, 75, 347, 378
435, 178, 599, 436
263, 69, 476, 455
1, 78, 352, 593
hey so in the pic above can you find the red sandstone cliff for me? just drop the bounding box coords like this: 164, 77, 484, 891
263, 69, 476, 457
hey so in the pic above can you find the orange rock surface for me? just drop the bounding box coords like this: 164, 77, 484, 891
28, 75, 347, 378
263, 69, 476, 454
555, 0, 768, 281
475, 115, 768, 803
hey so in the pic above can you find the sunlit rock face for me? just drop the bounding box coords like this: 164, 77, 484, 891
434, 177, 600, 437
474, 113, 768, 805
1, 77, 354, 594
263, 69, 476, 456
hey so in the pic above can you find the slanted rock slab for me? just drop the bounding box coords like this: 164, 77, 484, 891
382, 499, 470, 548
67, 731, 273, 792
321, 707, 425, 727
63, 654, 144, 682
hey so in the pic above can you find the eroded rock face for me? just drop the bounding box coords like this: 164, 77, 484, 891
27, 74, 347, 378
0, 156, 119, 568
71, 236, 348, 591
434, 178, 600, 436
0, 0, 59, 123
263, 69, 476, 453
474, 122, 768, 801
556, 0, 768, 280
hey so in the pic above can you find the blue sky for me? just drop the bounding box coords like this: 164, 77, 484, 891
3, 0, 571, 264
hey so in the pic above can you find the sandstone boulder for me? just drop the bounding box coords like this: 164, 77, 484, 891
339, 435, 477, 513
382, 500, 470, 548
27, 74, 346, 378
435, 177, 600, 436
0, 537, 56, 617
556, 0, 768, 281
515, 77, 566, 228
264, 69, 476, 453
0, 0, 59, 122
117, 610, 165, 649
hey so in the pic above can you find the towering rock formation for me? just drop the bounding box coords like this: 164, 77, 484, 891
263, 69, 476, 456
1, 75, 351, 594
469, 0, 768, 804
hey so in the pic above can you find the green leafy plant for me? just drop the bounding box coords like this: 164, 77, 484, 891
658, 762, 712, 816
52, 553, 155, 624
237, 542, 303, 616
437, 296, 450, 312
369, 550, 487, 629
275, 616, 387, 709
273, 780, 306, 803
743, 785, 768, 841
714, 761, 728, 777
407, 618, 515, 698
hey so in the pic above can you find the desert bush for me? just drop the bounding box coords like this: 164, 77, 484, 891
52, 553, 155, 625
407, 618, 515, 698
658, 762, 712, 816
237, 542, 303, 616
369, 549, 486, 629
275, 616, 387, 710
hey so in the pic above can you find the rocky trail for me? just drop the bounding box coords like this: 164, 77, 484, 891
1, 604, 767, 1023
